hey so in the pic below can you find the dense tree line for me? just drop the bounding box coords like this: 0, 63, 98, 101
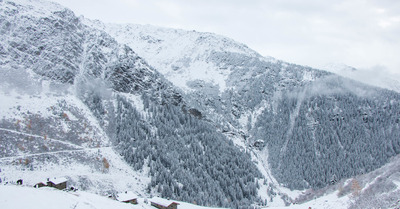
114, 95, 262, 208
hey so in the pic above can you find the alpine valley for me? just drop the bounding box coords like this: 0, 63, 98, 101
1, 0, 400, 208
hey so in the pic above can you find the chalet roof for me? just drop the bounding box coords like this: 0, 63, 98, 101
150, 197, 180, 206
116, 191, 138, 202
35, 182, 46, 185
48, 177, 68, 185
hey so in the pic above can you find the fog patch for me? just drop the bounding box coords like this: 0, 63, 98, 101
74, 76, 112, 101
0, 67, 70, 95
283, 74, 380, 101
321, 64, 400, 93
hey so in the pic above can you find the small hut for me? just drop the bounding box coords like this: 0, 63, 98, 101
34, 182, 47, 188
47, 177, 68, 190
116, 191, 138, 204
150, 197, 179, 209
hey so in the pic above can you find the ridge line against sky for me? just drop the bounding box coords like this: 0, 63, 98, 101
50, 0, 400, 81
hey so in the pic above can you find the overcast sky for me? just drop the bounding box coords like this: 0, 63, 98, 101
52, 0, 400, 79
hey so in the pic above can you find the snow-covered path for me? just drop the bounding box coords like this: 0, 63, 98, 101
0, 146, 113, 161
0, 127, 83, 149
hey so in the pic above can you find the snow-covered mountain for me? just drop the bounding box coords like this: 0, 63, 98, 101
1, 0, 400, 208
96, 19, 400, 188
85, 20, 268, 93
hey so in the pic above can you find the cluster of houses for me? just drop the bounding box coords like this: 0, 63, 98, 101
32, 177, 180, 209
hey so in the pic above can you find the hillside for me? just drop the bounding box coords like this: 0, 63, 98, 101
1, 0, 400, 208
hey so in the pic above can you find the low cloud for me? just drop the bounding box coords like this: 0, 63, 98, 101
322, 64, 400, 92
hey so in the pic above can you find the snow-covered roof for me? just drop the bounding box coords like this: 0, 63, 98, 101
116, 191, 138, 202
150, 197, 180, 206
35, 182, 46, 185
47, 177, 68, 185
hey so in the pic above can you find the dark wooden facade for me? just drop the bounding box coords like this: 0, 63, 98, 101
47, 180, 67, 190
122, 199, 138, 204
151, 201, 179, 209
34, 182, 46, 188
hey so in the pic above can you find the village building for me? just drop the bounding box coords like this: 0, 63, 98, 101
47, 177, 68, 190
150, 197, 179, 209
34, 182, 47, 188
116, 191, 138, 204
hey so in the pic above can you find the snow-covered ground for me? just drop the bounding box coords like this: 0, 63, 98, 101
0, 145, 150, 195
0, 185, 136, 209
0, 185, 226, 209
267, 192, 350, 209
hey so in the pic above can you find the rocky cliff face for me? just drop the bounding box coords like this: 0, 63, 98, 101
0, 0, 183, 104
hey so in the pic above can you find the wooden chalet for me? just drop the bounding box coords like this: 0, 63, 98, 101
47, 177, 68, 190
150, 197, 180, 209
116, 191, 138, 204
34, 182, 47, 188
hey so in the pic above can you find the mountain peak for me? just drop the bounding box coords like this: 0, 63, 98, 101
87, 20, 275, 92
2, 0, 69, 18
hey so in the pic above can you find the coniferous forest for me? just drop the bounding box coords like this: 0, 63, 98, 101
114, 95, 262, 208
